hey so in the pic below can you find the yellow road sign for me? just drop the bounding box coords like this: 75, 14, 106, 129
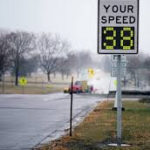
88, 68, 95, 78
19, 77, 27, 86
114, 80, 117, 87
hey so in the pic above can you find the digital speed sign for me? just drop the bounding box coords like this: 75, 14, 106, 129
98, 0, 139, 54
102, 26, 134, 50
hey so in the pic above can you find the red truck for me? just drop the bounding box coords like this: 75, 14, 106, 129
69, 81, 82, 93
64, 80, 93, 93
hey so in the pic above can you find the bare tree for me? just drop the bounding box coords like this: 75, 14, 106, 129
57, 57, 71, 80
38, 33, 69, 82
0, 33, 11, 81
17, 54, 40, 76
100, 56, 111, 73
59, 51, 93, 78
127, 55, 144, 87
67, 51, 92, 77
7, 31, 35, 86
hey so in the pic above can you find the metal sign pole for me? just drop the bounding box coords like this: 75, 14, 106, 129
117, 55, 122, 146
70, 76, 74, 136
2, 74, 5, 94
22, 86, 25, 94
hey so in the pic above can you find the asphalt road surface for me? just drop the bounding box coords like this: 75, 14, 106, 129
0, 93, 103, 150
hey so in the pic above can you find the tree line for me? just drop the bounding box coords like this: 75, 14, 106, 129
2, 29, 150, 88
0, 31, 95, 86
100, 54, 150, 87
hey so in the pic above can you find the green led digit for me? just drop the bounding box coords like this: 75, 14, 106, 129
103, 27, 116, 50
121, 27, 134, 50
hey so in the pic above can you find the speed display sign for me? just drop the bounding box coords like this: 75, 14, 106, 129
97, 0, 139, 54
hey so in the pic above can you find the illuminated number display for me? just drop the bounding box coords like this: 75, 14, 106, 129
102, 27, 134, 50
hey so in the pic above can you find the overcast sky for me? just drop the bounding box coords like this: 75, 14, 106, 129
0, 0, 149, 55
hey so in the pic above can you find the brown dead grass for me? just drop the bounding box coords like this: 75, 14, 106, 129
34, 136, 72, 150
35, 101, 150, 150
0, 83, 66, 94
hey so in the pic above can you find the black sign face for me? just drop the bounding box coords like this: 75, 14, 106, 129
102, 26, 134, 50
98, 0, 139, 54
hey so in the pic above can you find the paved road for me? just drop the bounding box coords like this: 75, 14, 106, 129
0, 93, 103, 150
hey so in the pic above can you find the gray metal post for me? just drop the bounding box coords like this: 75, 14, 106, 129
117, 55, 122, 146
2, 74, 5, 94
70, 76, 74, 136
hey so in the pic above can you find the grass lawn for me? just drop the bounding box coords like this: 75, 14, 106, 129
0, 74, 73, 94
36, 100, 150, 150
0, 83, 68, 94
